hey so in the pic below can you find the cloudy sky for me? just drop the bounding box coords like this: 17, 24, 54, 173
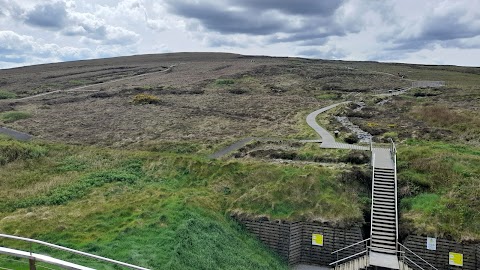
1, 0, 480, 69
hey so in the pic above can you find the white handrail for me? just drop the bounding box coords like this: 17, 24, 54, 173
370, 151, 375, 239
331, 238, 371, 254
393, 146, 399, 247
0, 234, 151, 270
329, 250, 368, 266
398, 243, 438, 270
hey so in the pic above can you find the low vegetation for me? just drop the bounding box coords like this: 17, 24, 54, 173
398, 140, 480, 240
0, 137, 365, 269
0, 111, 31, 123
0, 90, 16, 99
132, 93, 161, 105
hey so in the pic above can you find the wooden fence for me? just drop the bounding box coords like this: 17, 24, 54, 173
403, 235, 478, 270
237, 218, 363, 266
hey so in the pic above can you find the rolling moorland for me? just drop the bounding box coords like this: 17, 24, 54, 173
0, 52, 479, 269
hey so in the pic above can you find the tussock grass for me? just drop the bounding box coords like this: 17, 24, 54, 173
398, 140, 480, 240
0, 138, 363, 269
0, 90, 16, 99
0, 111, 31, 123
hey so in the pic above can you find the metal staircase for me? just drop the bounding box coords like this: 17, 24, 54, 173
329, 140, 439, 270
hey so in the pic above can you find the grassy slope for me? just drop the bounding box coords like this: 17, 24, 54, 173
398, 140, 480, 241
0, 138, 363, 269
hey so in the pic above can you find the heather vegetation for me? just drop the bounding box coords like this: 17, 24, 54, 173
0, 53, 479, 268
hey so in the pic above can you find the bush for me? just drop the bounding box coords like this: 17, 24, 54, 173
227, 88, 248, 95
0, 90, 16, 99
216, 79, 235, 85
0, 141, 47, 165
132, 94, 161, 105
344, 134, 359, 144
0, 111, 31, 123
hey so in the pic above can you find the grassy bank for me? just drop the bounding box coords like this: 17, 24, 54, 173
0, 137, 363, 269
398, 140, 480, 241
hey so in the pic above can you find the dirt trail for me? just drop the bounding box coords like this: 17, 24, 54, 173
10, 65, 175, 102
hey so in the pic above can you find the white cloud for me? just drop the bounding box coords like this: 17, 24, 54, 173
0, 0, 480, 68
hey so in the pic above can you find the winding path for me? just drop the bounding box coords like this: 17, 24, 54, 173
306, 102, 369, 150
11, 65, 176, 102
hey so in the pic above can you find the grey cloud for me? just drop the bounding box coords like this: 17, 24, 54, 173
166, 1, 290, 35
297, 47, 346, 59
165, 0, 350, 44
234, 0, 344, 16
24, 1, 68, 29
387, 5, 480, 51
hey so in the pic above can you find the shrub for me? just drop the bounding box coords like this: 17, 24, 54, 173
0, 141, 47, 165
227, 88, 248, 94
383, 131, 398, 140
0, 90, 16, 99
344, 134, 359, 144
132, 94, 161, 104
216, 79, 235, 85
0, 111, 31, 123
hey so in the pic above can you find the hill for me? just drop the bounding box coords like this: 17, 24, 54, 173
0, 52, 479, 268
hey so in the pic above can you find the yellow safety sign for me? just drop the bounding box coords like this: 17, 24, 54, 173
311, 234, 323, 246
449, 252, 463, 266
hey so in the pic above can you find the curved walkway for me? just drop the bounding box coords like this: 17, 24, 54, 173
306, 102, 369, 150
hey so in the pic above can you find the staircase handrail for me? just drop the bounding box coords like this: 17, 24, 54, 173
393, 143, 399, 246
398, 242, 438, 270
370, 150, 375, 239
328, 250, 368, 266
331, 238, 370, 254
0, 234, 151, 270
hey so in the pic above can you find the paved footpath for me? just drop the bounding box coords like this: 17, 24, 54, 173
306, 102, 370, 151
0, 126, 32, 141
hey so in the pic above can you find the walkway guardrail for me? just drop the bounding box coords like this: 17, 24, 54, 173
390, 138, 399, 249
0, 234, 151, 270
398, 243, 438, 270
329, 238, 370, 267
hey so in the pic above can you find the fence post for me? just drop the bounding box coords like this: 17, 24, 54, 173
29, 258, 36, 270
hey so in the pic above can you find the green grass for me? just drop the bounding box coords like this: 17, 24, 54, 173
398, 140, 480, 240
215, 79, 235, 85
0, 111, 31, 123
0, 90, 16, 99
0, 138, 363, 269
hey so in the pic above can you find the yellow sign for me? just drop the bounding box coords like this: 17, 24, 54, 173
312, 234, 323, 246
449, 252, 463, 266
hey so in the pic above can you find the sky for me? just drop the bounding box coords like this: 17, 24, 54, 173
1, 0, 480, 69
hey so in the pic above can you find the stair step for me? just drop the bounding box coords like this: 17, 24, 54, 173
371, 242, 396, 251
374, 173, 395, 178
372, 230, 396, 237
373, 210, 395, 217
372, 227, 395, 234
374, 179, 394, 184
372, 220, 396, 227
373, 194, 393, 199
373, 203, 395, 209
374, 198, 395, 204
372, 234, 396, 241
375, 168, 394, 172
374, 180, 394, 186
372, 238, 396, 247
374, 188, 394, 193
371, 246, 397, 254
373, 215, 395, 221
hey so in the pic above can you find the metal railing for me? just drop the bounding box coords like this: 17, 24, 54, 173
329, 238, 370, 267
0, 234, 151, 270
390, 138, 399, 249
398, 243, 438, 270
